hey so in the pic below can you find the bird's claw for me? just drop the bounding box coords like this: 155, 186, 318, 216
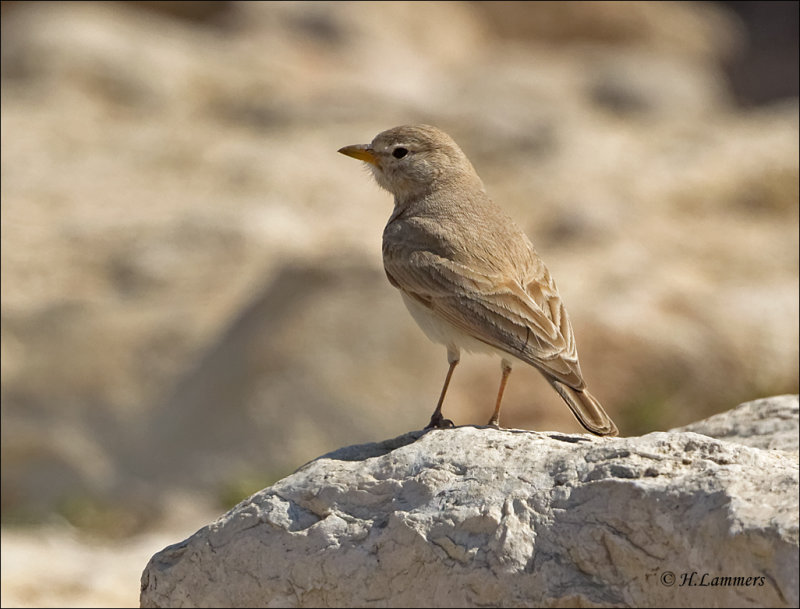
425, 413, 455, 429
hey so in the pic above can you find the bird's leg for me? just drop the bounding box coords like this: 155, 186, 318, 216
425, 349, 459, 429
487, 359, 513, 428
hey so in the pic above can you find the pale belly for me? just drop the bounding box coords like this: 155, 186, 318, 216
400, 292, 512, 361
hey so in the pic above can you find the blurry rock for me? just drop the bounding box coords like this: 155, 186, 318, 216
131, 1, 232, 24
140, 397, 799, 608
720, 1, 800, 105
1, 525, 182, 608
127, 259, 442, 490
0, 1, 797, 529
473, 1, 742, 61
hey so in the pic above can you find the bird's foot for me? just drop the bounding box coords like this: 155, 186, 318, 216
425, 412, 455, 429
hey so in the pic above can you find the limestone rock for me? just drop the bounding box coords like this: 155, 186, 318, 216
140, 397, 799, 608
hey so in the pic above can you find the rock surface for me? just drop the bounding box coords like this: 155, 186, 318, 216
140, 396, 799, 608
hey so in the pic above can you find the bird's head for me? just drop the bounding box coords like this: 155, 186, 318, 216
338, 124, 480, 201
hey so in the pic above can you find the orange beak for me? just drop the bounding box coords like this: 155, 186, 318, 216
338, 144, 378, 165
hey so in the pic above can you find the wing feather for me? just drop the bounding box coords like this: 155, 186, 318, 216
384, 248, 585, 388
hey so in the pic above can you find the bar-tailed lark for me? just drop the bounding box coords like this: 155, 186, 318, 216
339, 124, 618, 436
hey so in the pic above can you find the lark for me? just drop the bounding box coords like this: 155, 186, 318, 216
339, 125, 618, 436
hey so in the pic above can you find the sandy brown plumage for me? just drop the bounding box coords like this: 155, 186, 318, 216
339, 124, 617, 436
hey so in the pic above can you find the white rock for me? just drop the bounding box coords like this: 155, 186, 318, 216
141, 396, 799, 608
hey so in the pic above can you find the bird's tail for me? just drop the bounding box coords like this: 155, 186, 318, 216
549, 380, 618, 436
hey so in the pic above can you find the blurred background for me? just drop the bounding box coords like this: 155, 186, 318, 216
1, 1, 797, 606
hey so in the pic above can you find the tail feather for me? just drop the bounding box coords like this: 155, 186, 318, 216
549, 380, 618, 436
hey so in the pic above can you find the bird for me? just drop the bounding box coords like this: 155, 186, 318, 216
338, 124, 618, 436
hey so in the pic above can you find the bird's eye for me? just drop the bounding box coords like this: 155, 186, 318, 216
392, 147, 408, 159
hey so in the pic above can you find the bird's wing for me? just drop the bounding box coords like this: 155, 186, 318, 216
384, 249, 585, 388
